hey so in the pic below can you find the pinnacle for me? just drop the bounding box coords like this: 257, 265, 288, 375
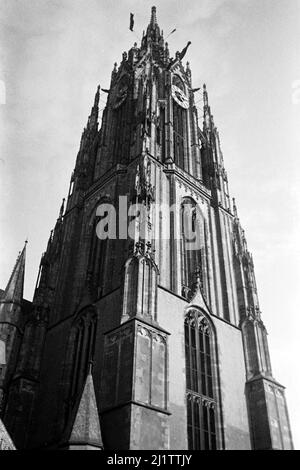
2, 242, 27, 303
146, 5, 160, 36
150, 6, 157, 26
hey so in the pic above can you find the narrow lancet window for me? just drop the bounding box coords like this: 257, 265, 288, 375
180, 198, 204, 299
185, 310, 217, 450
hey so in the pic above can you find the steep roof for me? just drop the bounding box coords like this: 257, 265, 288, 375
0, 419, 15, 450
69, 371, 103, 449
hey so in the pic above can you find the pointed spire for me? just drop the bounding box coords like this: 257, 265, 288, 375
203, 83, 214, 132
69, 369, 103, 450
47, 229, 54, 250
86, 85, 100, 132
144, 5, 161, 46
150, 6, 157, 27
0, 420, 15, 450
111, 62, 118, 83
203, 83, 209, 107
94, 85, 100, 107
59, 198, 65, 219
2, 241, 27, 303
165, 41, 169, 60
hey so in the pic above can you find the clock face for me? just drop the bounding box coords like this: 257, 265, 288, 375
172, 84, 189, 109
114, 77, 128, 109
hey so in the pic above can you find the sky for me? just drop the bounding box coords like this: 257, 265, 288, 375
0, 0, 300, 449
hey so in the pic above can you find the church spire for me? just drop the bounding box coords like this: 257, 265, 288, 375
87, 85, 100, 131
2, 241, 27, 304
203, 83, 214, 132
150, 5, 157, 27
144, 5, 162, 46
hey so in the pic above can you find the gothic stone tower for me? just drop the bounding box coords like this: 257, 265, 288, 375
0, 7, 293, 450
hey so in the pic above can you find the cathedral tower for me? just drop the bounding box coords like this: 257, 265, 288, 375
1, 6, 293, 450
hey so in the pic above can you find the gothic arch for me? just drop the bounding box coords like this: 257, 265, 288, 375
85, 194, 113, 300
180, 198, 209, 301
86, 193, 113, 227
184, 307, 222, 449
241, 316, 272, 379
122, 246, 159, 322
173, 99, 188, 170
60, 305, 98, 435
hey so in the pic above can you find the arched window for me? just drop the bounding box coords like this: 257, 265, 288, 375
61, 308, 97, 430
180, 198, 205, 299
112, 74, 130, 165
87, 218, 108, 299
172, 76, 188, 170
89, 230, 108, 298
185, 309, 217, 450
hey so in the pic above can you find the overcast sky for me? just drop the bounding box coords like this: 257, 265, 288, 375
0, 0, 300, 449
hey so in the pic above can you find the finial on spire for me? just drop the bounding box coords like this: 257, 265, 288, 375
144, 5, 161, 44
150, 6, 157, 26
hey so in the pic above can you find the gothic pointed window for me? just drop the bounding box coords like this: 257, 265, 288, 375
172, 75, 188, 170
157, 105, 166, 162
185, 309, 217, 450
62, 308, 97, 428
112, 74, 130, 165
87, 219, 108, 299
180, 198, 205, 299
